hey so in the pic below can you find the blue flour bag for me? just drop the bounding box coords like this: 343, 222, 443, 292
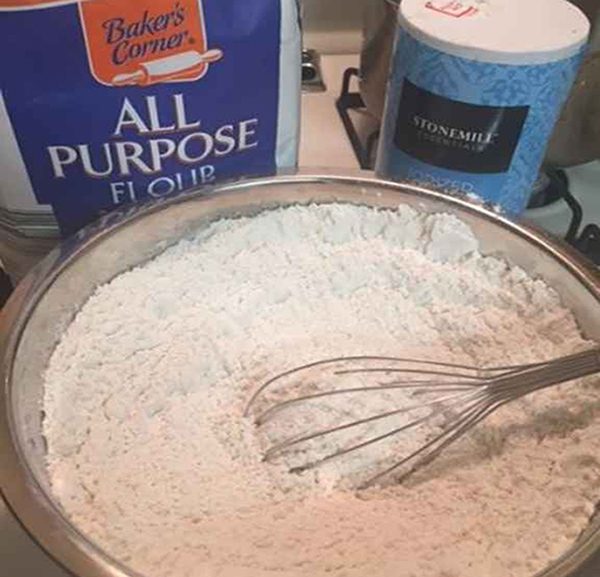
0, 0, 301, 235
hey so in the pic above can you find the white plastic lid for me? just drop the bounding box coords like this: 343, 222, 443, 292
398, 0, 590, 65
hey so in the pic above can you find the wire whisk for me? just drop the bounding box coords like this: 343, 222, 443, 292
245, 348, 600, 489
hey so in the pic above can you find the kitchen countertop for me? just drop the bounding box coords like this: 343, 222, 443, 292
0, 498, 70, 577
2, 53, 599, 577
299, 54, 359, 169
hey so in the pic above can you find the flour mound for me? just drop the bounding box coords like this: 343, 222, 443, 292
43, 204, 600, 577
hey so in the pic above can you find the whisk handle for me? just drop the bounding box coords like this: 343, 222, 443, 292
492, 347, 600, 399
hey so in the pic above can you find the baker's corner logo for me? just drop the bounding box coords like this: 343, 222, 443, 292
78, 0, 223, 87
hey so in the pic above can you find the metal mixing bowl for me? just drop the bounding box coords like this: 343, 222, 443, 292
1, 174, 599, 577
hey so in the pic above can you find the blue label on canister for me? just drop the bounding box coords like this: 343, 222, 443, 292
376, 30, 586, 214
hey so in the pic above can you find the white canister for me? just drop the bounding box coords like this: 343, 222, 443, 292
376, 0, 590, 214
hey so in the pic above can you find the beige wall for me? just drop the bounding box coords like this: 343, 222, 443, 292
300, 0, 370, 53
301, 0, 366, 32
300, 0, 600, 54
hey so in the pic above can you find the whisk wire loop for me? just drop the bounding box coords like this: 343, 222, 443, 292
247, 348, 600, 488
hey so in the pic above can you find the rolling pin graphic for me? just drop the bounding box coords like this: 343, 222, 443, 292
112, 49, 223, 86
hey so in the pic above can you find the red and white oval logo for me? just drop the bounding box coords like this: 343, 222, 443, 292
79, 0, 222, 86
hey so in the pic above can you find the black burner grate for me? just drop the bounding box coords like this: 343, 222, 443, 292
0, 267, 12, 309
336, 68, 379, 170
575, 224, 600, 265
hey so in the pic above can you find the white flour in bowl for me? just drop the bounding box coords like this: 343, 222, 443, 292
43, 203, 600, 577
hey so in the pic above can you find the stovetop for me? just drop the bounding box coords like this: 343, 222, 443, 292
1, 53, 598, 577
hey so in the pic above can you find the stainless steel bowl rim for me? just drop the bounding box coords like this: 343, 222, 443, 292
1, 172, 599, 577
